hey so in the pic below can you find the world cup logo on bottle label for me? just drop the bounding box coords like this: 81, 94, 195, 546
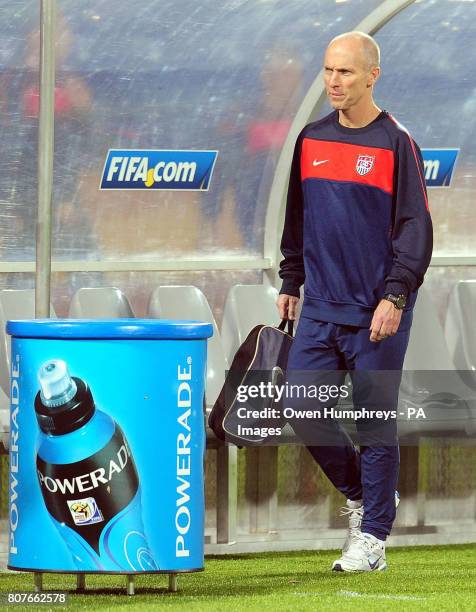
67, 498, 104, 526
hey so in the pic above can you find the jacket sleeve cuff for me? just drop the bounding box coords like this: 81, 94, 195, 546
384, 281, 408, 298
279, 279, 301, 298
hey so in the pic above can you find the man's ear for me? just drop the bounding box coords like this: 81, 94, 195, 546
368, 66, 380, 87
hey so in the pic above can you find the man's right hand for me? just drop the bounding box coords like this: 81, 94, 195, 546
277, 294, 300, 321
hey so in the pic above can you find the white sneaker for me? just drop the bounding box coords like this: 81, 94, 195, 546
340, 491, 400, 553
340, 499, 364, 553
332, 532, 387, 572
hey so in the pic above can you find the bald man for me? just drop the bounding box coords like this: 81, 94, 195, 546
277, 32, 433, 571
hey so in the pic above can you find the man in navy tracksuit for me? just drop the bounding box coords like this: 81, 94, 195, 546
277, 32, 433, 572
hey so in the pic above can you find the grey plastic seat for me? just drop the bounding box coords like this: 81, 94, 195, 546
398, 286, 475, 438
221, 284, 281, 534
403, 286, 455, 371
0, 289, 57, 396
0, 385, 9, 453
221, 284, 279, 364
445, 280, 476, 375
148, 285, 227, 408
68, 287, 134, 318
148, 285, 236, 543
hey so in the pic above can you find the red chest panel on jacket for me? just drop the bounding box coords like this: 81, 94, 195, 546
301, 138, 395, 195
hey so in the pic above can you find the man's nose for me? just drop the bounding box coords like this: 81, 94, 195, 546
329, 71, 340, 87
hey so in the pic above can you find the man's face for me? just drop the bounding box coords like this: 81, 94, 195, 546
323, 41, 377, 111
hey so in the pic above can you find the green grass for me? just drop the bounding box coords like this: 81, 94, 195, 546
0, 544, 475, 611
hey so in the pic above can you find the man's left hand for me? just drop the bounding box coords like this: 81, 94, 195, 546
369, 299, 402, 342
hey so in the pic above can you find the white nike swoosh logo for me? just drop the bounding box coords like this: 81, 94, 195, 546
368, 556, 382, 570
312, 159, 329, 166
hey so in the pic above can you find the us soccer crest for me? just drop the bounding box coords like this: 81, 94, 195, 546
356, 154, 375, 176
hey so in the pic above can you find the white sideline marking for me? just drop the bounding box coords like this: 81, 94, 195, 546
293, 591, 426, 601
337, 590, 427, 601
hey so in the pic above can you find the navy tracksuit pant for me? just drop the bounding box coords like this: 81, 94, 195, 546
287, 316, 411, 540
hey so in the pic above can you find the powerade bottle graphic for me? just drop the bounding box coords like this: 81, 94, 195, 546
34, 359, 157, 572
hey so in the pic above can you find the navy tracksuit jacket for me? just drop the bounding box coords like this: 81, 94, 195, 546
279, 110, 433, 539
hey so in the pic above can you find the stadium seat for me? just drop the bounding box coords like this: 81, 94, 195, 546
68, 287, 134, 318
0, 289, 57, 397
403, 286, 455, 371
445, 280, 476, 386
399, 286, 476, 438
149, 285, 227, 408
0, 385, 9, 453
148, 285, 237, 543
221, 284, 281, 534
221, 284, 279, 364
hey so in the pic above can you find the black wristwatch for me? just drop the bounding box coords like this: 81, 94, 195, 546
383, 293, 406, 310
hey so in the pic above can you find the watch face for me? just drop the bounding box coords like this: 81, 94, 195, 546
385, 294, 406, 309
396, 295, 406, 309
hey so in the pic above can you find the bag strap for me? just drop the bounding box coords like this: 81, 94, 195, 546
278, 318, 294, 337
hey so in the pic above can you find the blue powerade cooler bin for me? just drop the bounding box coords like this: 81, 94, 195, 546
6, 319, 212, 594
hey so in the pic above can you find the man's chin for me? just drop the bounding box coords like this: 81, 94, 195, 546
329, 99, 347, 110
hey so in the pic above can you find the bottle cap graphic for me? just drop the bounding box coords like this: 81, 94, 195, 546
39, 360, 77, 407
35, 359, 95, 435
